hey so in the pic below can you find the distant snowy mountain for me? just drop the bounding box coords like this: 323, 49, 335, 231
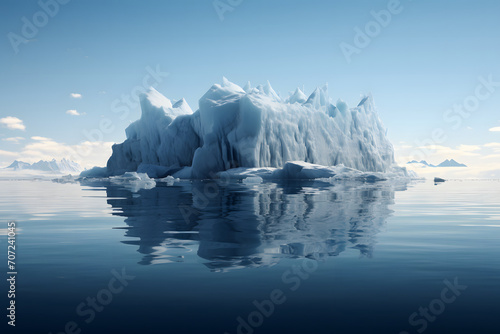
407, 160, 436, 167
407, 159, 467, 168
5, 159, 82, 173
7, 160, 31, 170
436, 159, 467, 167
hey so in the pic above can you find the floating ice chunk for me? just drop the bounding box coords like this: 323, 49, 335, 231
158, 175, 180, 186
280, 161, 337, 179
52, 174, 76, 184
242, 176, 263, 184
110, 172, 156, 192
217, 167, 277, 180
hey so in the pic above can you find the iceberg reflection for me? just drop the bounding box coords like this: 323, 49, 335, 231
103, 180, 408, 270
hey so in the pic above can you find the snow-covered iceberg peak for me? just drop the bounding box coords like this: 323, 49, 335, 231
288, 87, 308, 104
304, 83, 330, 110
262, 80, 281, 102
139, 87, 192, 120
143, 87, 172, 109
100, 78, 397, 179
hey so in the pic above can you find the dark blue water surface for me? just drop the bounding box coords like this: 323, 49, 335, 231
1, 178, 500, 334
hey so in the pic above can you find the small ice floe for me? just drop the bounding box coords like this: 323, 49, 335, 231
434, 177, 446, 184
157, 175, 180, 186
110, 172, 156, 192
242, 176, 263, 184
52, 174, 76, 184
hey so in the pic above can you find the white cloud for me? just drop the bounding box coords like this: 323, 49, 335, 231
415, 145, 481, 158
0, 116, 26, 131
20, 139, 113, 169
70, 93, 82, 99
1, 135, 112, 169
480, 154, 500, 159
31, 136, 51, 141
484, 142, 500, 152
457, 144, 481, 152
2, 137, 25, 144
66, 109, 81, 116
490, 127, 500, 132
0, 150, 18, 157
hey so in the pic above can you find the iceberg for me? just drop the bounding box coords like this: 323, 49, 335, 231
87, 78, 406, 180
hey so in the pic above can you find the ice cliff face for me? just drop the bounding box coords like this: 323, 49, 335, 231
105, 78, 396, 178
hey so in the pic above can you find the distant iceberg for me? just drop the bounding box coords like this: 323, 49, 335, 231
83, 78, 409, 180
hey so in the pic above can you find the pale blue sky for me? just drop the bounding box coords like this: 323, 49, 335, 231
1, 0, 499, 174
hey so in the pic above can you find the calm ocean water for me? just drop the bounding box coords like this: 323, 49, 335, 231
1, 178, 499, 334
